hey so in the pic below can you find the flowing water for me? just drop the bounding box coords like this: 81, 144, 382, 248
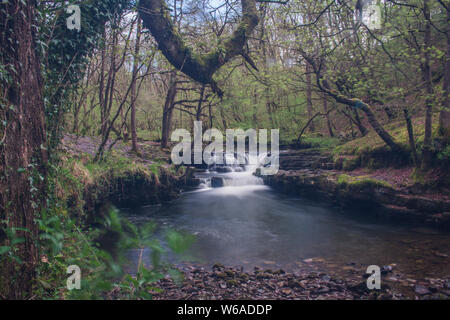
123, 155, 450, 280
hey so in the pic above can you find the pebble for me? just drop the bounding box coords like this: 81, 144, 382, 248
415, 284, 431, 295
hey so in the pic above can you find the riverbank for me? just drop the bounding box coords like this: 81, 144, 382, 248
60, 134, 199, 219
260, 148, 450, 229
132, 264, 449, 300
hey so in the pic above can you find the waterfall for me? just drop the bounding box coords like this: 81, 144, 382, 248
196, 152, 264, 189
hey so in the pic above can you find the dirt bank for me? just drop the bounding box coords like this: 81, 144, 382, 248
60, 134, 199, 219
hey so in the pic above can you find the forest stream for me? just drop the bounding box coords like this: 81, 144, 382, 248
121, 154, 450, 298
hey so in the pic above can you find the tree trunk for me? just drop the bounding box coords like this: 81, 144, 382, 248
440, 5, 450, 143
196, 85, 206, 122
352, 108, 368, 137
318, 78, 402, 152
0, 0, 48, 299
300, 50, 402, 152
422, 0, 434, 169
404, 109, 419, 167
306, 63, 315, 132
323, 95, 334, 137
131, 17, 142, 153
99, 30, 107, 137
161, 72, 177, 149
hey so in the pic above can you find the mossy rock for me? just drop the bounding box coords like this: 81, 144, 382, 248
342, 157, 360, 171
337, 174, 392, 190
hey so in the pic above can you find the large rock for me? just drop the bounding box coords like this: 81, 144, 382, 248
215, 166, 233, 173
211, 177, 225, 188
279, 149, 332, 170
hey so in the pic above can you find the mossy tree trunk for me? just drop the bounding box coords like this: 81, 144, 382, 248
0, 0, 48, 299
440, 4, 450, 143
422, 0, 434, 169
299, 50, 403, 153
320, 80, 402, 153
138, 0, 259, 96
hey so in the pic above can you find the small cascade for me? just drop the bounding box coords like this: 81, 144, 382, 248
196, 152, 264, 188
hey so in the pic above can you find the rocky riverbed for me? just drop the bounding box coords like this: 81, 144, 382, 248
145, 264, 450, 300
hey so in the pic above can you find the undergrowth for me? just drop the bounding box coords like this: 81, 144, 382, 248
29, 154, 192, 299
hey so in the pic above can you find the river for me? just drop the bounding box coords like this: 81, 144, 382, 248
122, 157, 450, 281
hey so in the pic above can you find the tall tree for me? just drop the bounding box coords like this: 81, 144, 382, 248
422, 0, 434, 169
0, 0, 48, 299
131, 17, 143, 153
305, 62, 315, 132
440, 1, 450, 142
161, 71, 177, 148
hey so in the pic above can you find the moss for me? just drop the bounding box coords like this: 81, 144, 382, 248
226, 279, 239, 286
337, 174, 392, 189
333, 113, 440, 157
337, 174, 351, 185
55, 151, 186, 220
342, 157, 360, 171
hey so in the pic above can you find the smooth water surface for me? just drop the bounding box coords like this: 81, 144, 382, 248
123, 167, 450, 279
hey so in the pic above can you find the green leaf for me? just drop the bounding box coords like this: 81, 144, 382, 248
0, 246, 11, 255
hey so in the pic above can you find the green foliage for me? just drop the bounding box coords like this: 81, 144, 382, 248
300, 136, 341, 150
437, 145, 450, 161
149, 161, 162, 177
28, 149, 193, 299
37, 0, 130, 150
0, 223, 29, 264
35, 203, 193, 300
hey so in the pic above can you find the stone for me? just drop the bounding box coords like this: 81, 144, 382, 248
381, 265, 393, 274
287, 279, 303, 289
281, 288, 293, 295
212, 263, 224, 270
322, 275, 331, 281
415, 284, 431, 295
215, 166, 233, 173
211, 176, 224, 188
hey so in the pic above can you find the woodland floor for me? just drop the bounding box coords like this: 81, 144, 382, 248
62, 134, 171, 166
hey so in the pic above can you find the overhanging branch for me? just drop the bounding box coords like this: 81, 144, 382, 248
138, 0, 259, 96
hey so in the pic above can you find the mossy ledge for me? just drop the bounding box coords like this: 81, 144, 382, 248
261, 169, 450, 230
55, 149, 198, 223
